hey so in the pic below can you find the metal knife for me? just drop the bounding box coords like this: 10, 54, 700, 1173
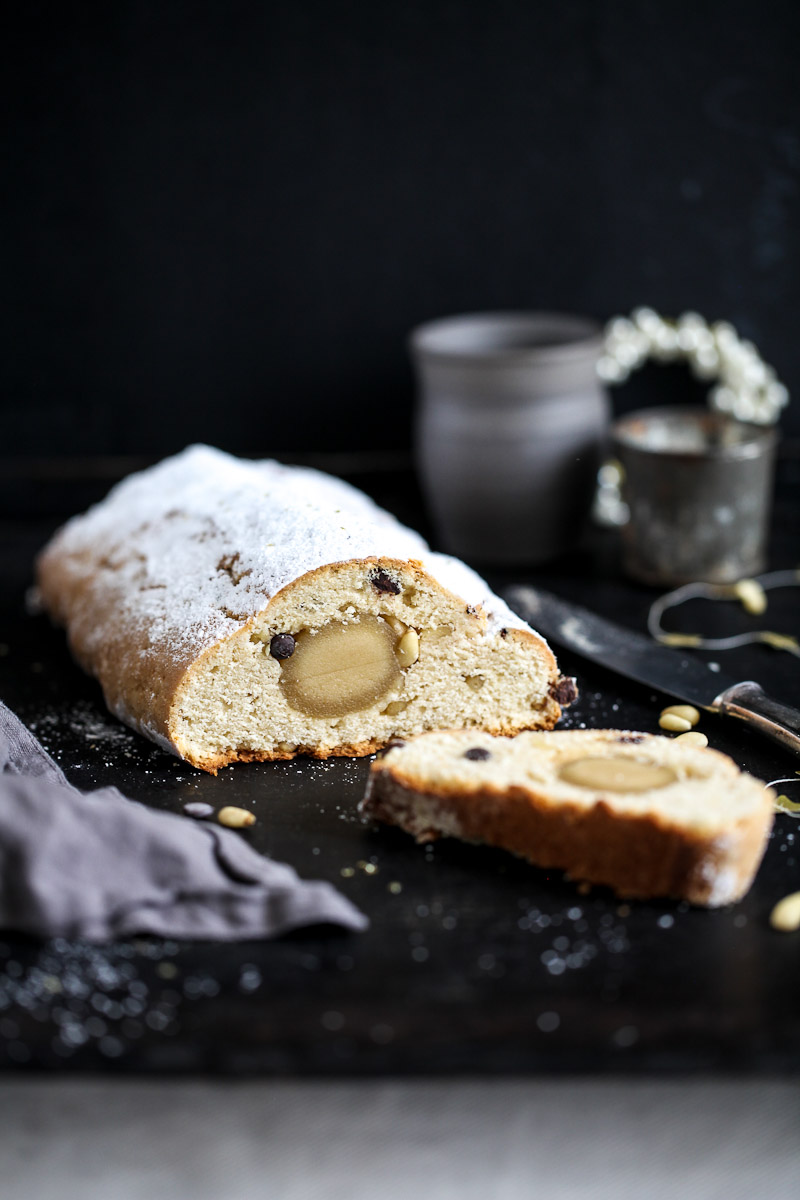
506, 584, 800, 756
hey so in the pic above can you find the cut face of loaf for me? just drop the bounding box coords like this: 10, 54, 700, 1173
361, 729, 775, 906
36, 446, 571, 771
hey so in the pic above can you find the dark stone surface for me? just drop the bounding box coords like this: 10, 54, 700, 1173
0, 468, 798, 1076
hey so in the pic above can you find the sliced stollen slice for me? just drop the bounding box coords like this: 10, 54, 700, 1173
360, 729, 775, 905
36, 446, 574, 772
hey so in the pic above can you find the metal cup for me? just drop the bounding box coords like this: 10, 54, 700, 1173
613, 407, 777, 585
410, 312, 608, 565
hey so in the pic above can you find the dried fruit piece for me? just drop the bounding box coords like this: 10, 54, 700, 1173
269, 633, 296, 660
218, 806, 256, 828
371, 569, 401, 595
464, 747, 491, 761
549, 676, 578, 706
280, 616, 402, 717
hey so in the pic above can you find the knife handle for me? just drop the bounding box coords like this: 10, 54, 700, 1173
714, 681, 800, 756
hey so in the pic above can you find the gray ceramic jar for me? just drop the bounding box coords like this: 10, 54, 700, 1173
410, 312, 608, 564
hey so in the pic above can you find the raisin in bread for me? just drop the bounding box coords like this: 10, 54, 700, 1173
36, 446, 573, 772
360, 729, 774, 905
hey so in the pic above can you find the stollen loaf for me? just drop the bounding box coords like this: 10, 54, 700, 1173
360, 729, 774, 905
36, 446, 574, 772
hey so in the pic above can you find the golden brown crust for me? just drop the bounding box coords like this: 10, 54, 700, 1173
37, 539, 187, 747
184, 704, 564, 774
362, 748, 773, 906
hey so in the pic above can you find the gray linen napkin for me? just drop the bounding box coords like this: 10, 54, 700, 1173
0, 701, 367, 941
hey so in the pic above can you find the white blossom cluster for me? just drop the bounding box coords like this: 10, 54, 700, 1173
598, 307, 789, 425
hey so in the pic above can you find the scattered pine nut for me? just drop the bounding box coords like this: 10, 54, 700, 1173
659, 712, 692, 733
355, 860, 378, 876
733, 578, 768, 615
769, 892, 800, 932
660, 704, 700, 727
674, 731, 708, 747
217, 806, 256, 829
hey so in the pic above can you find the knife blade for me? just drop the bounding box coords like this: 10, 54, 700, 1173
506, 584, 800, 756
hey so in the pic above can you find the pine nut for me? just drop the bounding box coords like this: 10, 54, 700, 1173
770, 892, 800, 932
660, 704, 700, 726
658, 713, 692, 733
734, 578, 767, 615
218, 806, 256, 829
396, 629, 419, 668
674, 731, 708, 747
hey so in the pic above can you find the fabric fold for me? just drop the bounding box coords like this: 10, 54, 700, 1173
0, 701, 367, 941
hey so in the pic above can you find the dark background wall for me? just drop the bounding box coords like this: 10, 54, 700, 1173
5, 0, 800, 459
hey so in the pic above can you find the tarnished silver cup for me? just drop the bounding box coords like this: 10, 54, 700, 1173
613, 407, 777, 585
410, 312, 608, 565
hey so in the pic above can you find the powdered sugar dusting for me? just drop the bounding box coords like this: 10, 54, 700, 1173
41, 445, 545, 678
424, 552, 532, 638
700, 862, 740, 907
31, 702, 137, 750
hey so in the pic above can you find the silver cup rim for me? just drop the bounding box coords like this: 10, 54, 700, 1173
409, 311, 603, 365
612, 406, 778, 462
